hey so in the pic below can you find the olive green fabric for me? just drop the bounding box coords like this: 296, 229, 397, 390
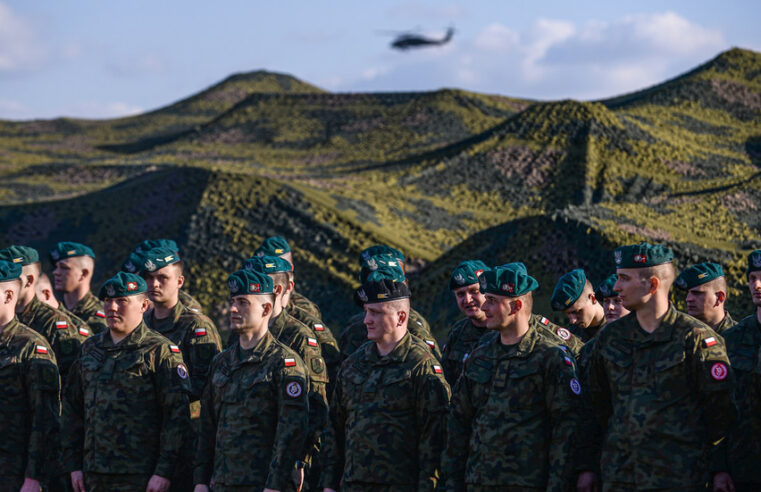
289, 290, 321, 319
441, 317, 488, 384
68, 291, 107, 335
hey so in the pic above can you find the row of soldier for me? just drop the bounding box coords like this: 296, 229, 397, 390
0, 236, 759, 491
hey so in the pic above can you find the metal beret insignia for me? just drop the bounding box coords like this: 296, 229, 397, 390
753, 253, 761, 268
676, 277, 687, 289
105, 284, 116, 297
228, 279, 239, 293
50, 250, 59, 261
614, 250, 622, 265
124, 261, 136, 273
454, 273, 466, 285
144, 259, 157, 272
358, 288, 368, 303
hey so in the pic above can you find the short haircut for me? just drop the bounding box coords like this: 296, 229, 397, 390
703, 276, 728, 295
385, 297, 410, 314
269, 272, 289, 294
520, 291, 534, 313
37, 272, 53, 291
638, 263, 676, 287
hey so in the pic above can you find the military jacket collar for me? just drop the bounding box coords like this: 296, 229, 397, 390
738, 311, 761, 345
0, 316, 21, 348
73, 291, 99, 314
481, 320, 541, 361
223, 331, 276, 370
18, 295, 42, 319
269, 310, 288, 339
361, 331, 414, 367
146, 301, 184, 329
97, 321, 150, 351
623, 304, 678, 343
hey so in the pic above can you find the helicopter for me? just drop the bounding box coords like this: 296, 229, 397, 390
380, 26, 455, 51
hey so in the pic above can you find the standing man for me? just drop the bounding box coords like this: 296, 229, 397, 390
37, 272, 92, 336
714, 250, 761, 491
675, 262, 735, 334
0, 260, 60, 492
194, 269, 310, 492
321, 275, 450, 491
582, 243, 735, 491
62, 272, 191, 492
551, 269, 607, 343
443, 266, 582, 490
441, 260, 490, 384
594, 274, 630, 323
50, 242, 107, 334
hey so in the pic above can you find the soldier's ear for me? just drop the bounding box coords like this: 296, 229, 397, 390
511, 299, 522, 314
273, 284, 283, 296
648, 276, 659, 295
397, 310, 407, 326
177, 275, 185, 289
262, 302, 273, 317
715, 291, 726, 305
590, 293, 598, 304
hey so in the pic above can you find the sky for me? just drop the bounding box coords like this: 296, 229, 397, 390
1, 0, 759, 120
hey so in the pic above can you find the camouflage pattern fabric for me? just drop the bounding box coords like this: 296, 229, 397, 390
82, 472, 150, 492
442, 324, 581, 490
339, 307, 442, 361
286, 305, 342, 399
179, 289, 204, 313
530, 313, 586, 360
0, 318, 60, 482
194, 331, 308, 490
59, 304, 94, 337
321, 331, 450, 491
441, 317, 487, 384
290, 290, 321, 319
567, 318, 605, 344
714, 313, 761, 486
61, 322, 191, 478
68, 291, 107, 334
714, 311, 736, 335
144, 301, 223, 401
19, 295, 89, 379
585, 305, 735, 489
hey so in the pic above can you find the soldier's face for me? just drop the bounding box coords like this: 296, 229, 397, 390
749, 272, 761, 306
104, 295, 149, 332
52, 258, 82, 292
614, 269, 651, 311
685, 284, 718, 320
563, 293, 597, 329
453, 284, 486, 320
230, 295, 270, 332
481, 294, 513, 330
602, 296, 629, 322
143, 265, 183, 304
363, 302, 402, 343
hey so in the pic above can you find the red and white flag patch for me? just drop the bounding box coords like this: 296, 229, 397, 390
95, 310, 106, 318
540, 317, 550, 325
314, 323, 325, 332
703, 337, 717, 348
307, 337, 318, 347
284, 358, 297, 367
55, 321, 68, 330
711, 362, 728, 381
564, 357, 574, 366
169, 345, 181, 353
425, 339, 435, 348
194, 327, 207, 336
35, 345, 48, 354
433, 365, 443, 374
79, 327, 90, 337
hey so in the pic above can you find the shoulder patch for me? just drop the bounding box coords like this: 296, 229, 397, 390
35, 345, 49, 355
194, 327, 207, 337
284, 357, 297, 367
702, 337, 717, 348
425, 339, 436, 349
176, 363, 188, 379
433, 364, 443, 374
314, 323, 325, 331
55, 320, 68, 330
570, 378, 582, 394
540, 316, 550, 325
79, 327, 90, 337
169, 345, 181, 353
307, 337, 318, 347
286, 380, 303, 398
556, 327, 571, 341
95, 310, 106, 318
711, 362, 728, 381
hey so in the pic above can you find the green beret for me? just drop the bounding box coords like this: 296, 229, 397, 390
551, 269, 587, 311
227, 269, 274, 296
595, 274, 618, 299
0, 260, 22, 282
354, 278, 411, 306
675, 262, 724, 290
140, 247, 181, 273
360, 255, 405, 283
478, 266, 538, 297
747, 250, 761, 276
49, 242, 95, 263
98, 272, 147, 299
614, 242, 673, 269
0, 245, 39, 266
255, 236, 291, 257
121, 251, 145, 274
449, 260, 489, 290
243, 255, 293, 274
134, 239, 178, 254
359, 245, 404, 265
497, 262, 527, 274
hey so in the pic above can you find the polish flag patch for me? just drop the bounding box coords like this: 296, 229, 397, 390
95, 310, 106, 318
314, 323, 325, 332
169, 345, 181, 353
540, 317, 550, 325
433, 365, 443, 374
284, 358, 297, 367
55, 321, 68, 330
307, 337, 318, 347
703, 337, 717, 348
35, 345, 48, 354
425, 340, 435, 348
79, 327, 90, 336
194, 327, 207, 336
564, 357, 573, 366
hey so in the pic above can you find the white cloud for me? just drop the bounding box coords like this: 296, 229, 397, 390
0, 1, 46, 73
474, 23, 520, 52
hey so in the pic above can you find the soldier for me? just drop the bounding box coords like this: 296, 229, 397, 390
339, 253, 442, 360
713, 250, 761, 491
0, 260, 60, 492
551, 268, 607, 343
50, 242, 107, 334
193, 269, 309, 492
255, 235, 322, 319
443, 266, 582, 490
321, 274, 450, 491
675, 262, 735, 334
61, 272, 192, 492
581, 243, 735, 491
594, 274, 630, 323
441, 260, 490, 384
0, 245, 87, 379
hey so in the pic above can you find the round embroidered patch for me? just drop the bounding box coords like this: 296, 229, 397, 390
177, 364, 188, 379
710, 362, 728, 381
569, 378, 582, 395
557, 328, 571, 341
286, 381, 303, 398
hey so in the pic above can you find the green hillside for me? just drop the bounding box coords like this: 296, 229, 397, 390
1, 48, 759, 338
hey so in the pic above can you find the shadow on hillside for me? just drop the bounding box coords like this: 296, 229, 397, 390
747, 135, 761, 168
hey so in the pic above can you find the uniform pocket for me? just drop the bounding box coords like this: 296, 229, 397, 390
507, 364, 543, 408
654, 348, 688, 402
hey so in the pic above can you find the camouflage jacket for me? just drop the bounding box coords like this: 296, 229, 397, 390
441, 317, 488, 385
289, 290, 321, 319
339, 307, 442, 361
586, 305, 735, 489
144, 301, 222, 401
59, 305, 94, 337
567, 318, 605, 344
443, 324, 581, 491
269, 311, 329, 459
68, 291, 107, 335
179, 289, 203, 313
714, 311, 736, 335
285, 305, 342, 397
321, 331, 450, 491
194, 331, 309, 489
714, 312, 761, 484
19, 296, 89, 379
61, 322, 192, 477
0, 317, 60, 481
531, 313, 586, 360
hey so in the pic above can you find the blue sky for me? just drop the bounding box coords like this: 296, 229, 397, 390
1, 0, 759, 120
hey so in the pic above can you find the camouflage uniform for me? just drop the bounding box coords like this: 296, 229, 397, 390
290, 290, 321, 319
714, 313, 761, 489
286, 305, 342, 397
339, 308, 442, 360
567, 318, 605, 344
714, 311, 736, 335
443, 324, 582, 491
61, 322, 192, 487
585, 305, 735, 490
532, 313, 585, 360
67, 291, 107, 335
194, 331, 309, 490
441, 317, 487, 384
59, 305, 93, 337
321, 331, 450, 491
19, 295, 89, 379
0, 318, 60, 489
179, 289, 203, 313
